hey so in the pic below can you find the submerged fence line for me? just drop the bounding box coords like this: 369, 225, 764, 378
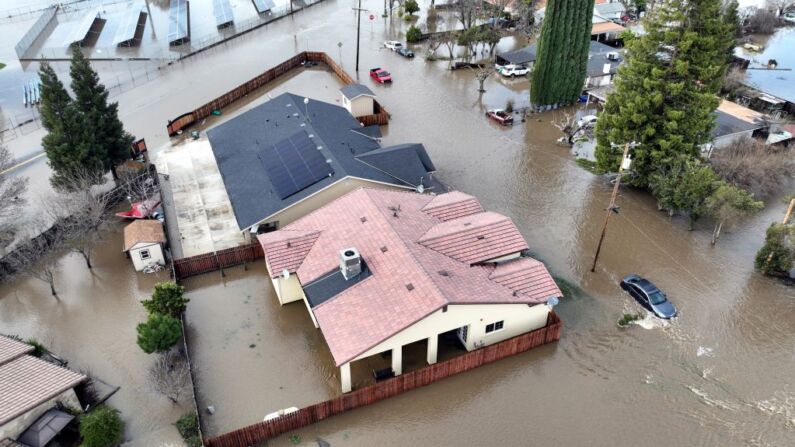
166, 51, 390, 137
204, 312, 562, 447
172, 242, 264, 280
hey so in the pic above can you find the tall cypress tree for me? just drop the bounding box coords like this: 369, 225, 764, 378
594, 0, 735, 186
69, 46, 133, 178
39, 63, 104, 190
530, 0, 594, 106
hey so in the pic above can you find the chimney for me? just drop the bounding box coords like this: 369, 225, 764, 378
339, 248, 362, 280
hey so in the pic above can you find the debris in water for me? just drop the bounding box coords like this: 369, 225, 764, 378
206, 405, 216, 415
697, 346, 713, 357
617, 312, 644, 328
249, 343, 256, 348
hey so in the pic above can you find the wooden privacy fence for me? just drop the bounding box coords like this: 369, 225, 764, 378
166, 51, 390, 136
173, 242, 264, 280
205, 312, 562, 447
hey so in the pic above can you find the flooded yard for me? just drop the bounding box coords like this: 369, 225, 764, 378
0, 223, 190, 446
1, 0, 794, 445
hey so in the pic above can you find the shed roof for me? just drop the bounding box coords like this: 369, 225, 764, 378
123, 219, 166, 251
340, 83, 375, 100
0, 355, 86, 425
0, 335, 34, 366
258, 188, 562, 366
207, 93, 437, 230
713, 109, 761, 139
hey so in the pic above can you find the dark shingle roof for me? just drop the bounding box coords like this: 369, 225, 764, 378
303, 260, 373, 308
355, 144, 436, 186
340, 83, 375, 100
713, 110, 760, 138
498, 40, 617, 66
207, 93, 436, 230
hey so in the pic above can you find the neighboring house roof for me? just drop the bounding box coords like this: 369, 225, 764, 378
355, 144, 436, 186
258, 188, 562, 366
17, 409, 75, 447
123, 219, 166, 252
207, 93, 438, 230
713, 109, 761, 139
0, 439, 26, 447
0, 336, 34, 366
340, 83, 375, 100
717, 99, 763, 124
498, 41, 617, 67
594, 3, 626, 15
592, 21, 625, 35
0, 355, 86, 425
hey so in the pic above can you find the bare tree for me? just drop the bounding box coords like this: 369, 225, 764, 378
721, 67, 747, 96
552, 111, 592, 145
767, 0, 795, 16
118, 168, 160, 204
425, 35, 444, 59
45, 170, 113, 270
441, 32, 459, 67
470, 65, 495, 92
0, 145, 28, 252
709, 136, 794, 200
11, 233, 64, 298
747, 7, 779, 33
148, 349, 191, 404
454, 0, 481, 30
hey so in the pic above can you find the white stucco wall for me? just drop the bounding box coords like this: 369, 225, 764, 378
350, 303, 551, 364
0, 388, 81, 440
129, 242, 165, 271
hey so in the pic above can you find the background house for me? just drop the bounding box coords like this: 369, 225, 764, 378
340, 84, 375, 118
206, 92, 441, 238
123, 219, 167, 271
258, 188, 562, 393
0, 336, 85, 441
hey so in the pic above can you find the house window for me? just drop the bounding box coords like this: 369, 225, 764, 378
139, 249, 151, 260
485, 320, 504, 334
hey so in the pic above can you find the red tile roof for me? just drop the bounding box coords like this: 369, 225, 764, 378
258, 230, 320, 278
259, 188, 561, 366
421, 191, 483, 221
0, 336, 34, 366
0, 355, 86, 425
417, 211, 529, 264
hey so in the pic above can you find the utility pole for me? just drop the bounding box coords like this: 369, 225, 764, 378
353, 0, 364, 72
590, 142, 638, 273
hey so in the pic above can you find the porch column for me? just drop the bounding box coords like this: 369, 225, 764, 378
341, 362, 352, 393
427, 335, 438, 365
392, 346, 403, 376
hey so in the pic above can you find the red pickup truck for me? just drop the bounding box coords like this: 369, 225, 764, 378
370, 68, 392, 84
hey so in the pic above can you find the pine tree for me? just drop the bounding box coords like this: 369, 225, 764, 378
594, 0, 735, 186
39, 63, 104, 190
530, 0, 594, 106
69, 45, 134, 178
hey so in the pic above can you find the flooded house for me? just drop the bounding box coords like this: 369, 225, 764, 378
339, 84, 376, 118
0, 336, 86, 443
257, 188, 562, 392
206, 92, 439, 238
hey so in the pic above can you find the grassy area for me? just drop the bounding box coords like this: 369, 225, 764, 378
575, 158, 599, 173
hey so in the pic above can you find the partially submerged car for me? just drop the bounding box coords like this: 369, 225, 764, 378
396, 47, 414, 58
577, 115, 598, 128
620, 274, 677, 319
486, 109, 513, 126
384, 41, 403, 51
370, 68, 392, 83
497, 64, 529, 78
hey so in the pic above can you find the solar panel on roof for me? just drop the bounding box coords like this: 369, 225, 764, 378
167, 0, 190, 45
213, 0, 234, 28
252, 0, 276, 14
259, 131, 333, 199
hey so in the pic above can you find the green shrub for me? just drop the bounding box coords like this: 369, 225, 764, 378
404, 0, 419, 15
176, 413, 201, 446
79, 406, 124, 447
617, 312, 644, 328
136, 313, 182, 354
141, 281, 189, 317
755, 223, 794, 276
406, 25, 422, 43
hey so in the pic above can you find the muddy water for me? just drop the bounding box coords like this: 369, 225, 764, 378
0, 222, 190, 445
1, 0, 794, 445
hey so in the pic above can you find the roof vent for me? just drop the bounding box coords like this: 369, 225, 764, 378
388, 205, 401, 218
340, 248, 362, 280
438, 270, 450, 277
405, 283, 414, 291
360, 216, 367, 223
380, 246, 388, 253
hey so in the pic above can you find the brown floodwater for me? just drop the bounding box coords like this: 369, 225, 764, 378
2, 0, 794, 445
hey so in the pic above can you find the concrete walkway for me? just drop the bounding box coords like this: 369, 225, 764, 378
156, 136, 245, 258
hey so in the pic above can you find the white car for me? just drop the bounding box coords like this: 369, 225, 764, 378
783, 12, 795, 24
384, 41, 403, 51
498, 64, 529, 78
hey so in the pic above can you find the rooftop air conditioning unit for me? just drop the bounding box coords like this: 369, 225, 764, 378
340, 248, 362, 280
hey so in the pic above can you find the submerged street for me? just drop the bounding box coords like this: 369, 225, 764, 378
1, 0, 794, 445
